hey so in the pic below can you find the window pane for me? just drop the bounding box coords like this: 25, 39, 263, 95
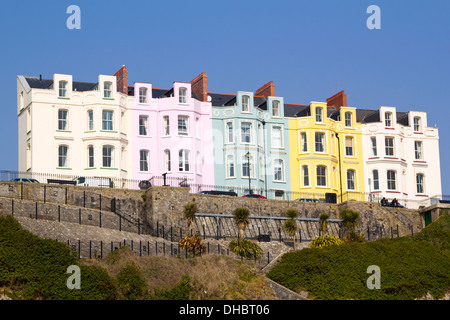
414, 141, 422, 160
59, 81, 67, 97
164, 116, 170, 136
103, 146, 113, 167
139, 116, 148, 136
227, 155, 234, 177
102, 111, 113, 131
179, 88, 187, 104
347, 170, 355, 190
272, 101, 279, 117
178, 116, 188, 135
387, 170, 396, 190
416, 174, 424, 194
315, 133, 324, 152
385, 113, 392, 127
301, 132, 307, 152
58, 110, 67, 130
139, 88, 147, 104
241, 123, 251, 143
58, 146, 68, 167
345, 137, 353, 156
272, 127, 281, 148
373, 170, 379, 190
242, 95, 249, 112
371, 137, 377, 156
345, 112, 352, 127
88, 146, 94, 168
317, 166, 326, 186
316, 107, 322, 122
164, 150, 171, 172
140, 150, 149, 171
274, 160, 283, 181
385, 137, 394, 156
104, 82, 111, 98
302, 166, 309, 186
227, 122, 234, 143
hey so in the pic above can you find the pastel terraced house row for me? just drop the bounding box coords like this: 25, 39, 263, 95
16, 66, 442, 207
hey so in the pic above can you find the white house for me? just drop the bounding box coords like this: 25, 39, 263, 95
358, 106, 441, 209
17, 71, 132, 187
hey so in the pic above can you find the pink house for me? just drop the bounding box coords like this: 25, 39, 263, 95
130, 76, 214, 187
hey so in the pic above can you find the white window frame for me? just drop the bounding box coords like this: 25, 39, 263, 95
178, 115, 189, 136
314, 132, 325, 153
179, 87, 187, 104
140, 150, 149, 172
241, 154, 254, 178
163, 116, 170, 136
414, 141, 423, 160
301, 165, 310, 187
226, 154, 235, 178
273, 159, 284, 182
88, 145, 94, 168
164, 150, 171, 172
416, 173, 425, 194
385, 137, 394, 156
225, 121, 234, 144
346, 169, 356, 190
139, 115, 149, 136
102, 145, 114, 168
242, 95, 250, 112
58, 145, 68, 168
387, 170, 396, 190
59, 81, 67, 98
102, 110, 114, 131
300, 131, 308, 153
179, 149, 190, 172
87, 110, 94, 131
345, 136, 354, 157
271, 125, 283, 149
139, 87, 148, 104
413, 117, 422, 132
58, 109, 68, 131
104, 82, 112, 98
373, 170, 379, 190
272, 100, 280, 117
345, 112, 352, 127
370, 136, 377, 157
240, 121, 253, 144
385, 112, 392, 127
316, 165, 327, 187
315, 107, 323, 123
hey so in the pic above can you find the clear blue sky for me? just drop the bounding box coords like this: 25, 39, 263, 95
1, 0, 449, 194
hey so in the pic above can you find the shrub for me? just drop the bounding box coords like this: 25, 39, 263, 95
178, 235, 206, 255
116, 264, 147, 300
153, 276, 192, 300
228, 239, 262, 259
310, 235, 343, 248
233, 207, 250, 239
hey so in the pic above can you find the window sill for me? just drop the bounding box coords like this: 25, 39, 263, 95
58, 97, 70, 100
56, 167, 72, 170
103, 98, 115, 100
85, 167, 96, 170
386, 190, 400, 193
56, 130, 72, 133
100, 130, 118, 133
101, 167, 118, 170
84, 130, 96, 133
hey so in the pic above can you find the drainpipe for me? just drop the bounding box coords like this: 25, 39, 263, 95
336, 133, 343, 204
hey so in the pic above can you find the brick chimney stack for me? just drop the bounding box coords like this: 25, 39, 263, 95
114, 65, 128, 95
326, 90, 347, 110
255, 81, 275, 98
191, 72, 208, 102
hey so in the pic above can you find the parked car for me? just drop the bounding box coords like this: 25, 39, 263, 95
11, 178, 39, 183
294, 198, 319, 202
73, 176, 113, 188
198, 190, 238, 197
243, 194, 266, 199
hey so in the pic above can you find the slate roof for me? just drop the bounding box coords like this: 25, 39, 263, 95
24, 76, 98, 92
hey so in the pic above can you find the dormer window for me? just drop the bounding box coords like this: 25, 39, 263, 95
272, 100, 280, 117
413, 117, 421, 132
179, 87, 187, 104
139, 88, 148, 104
345, 112, 352, 127
104, 82, 112, 98
385, 112, 392, 127
242, 95, 249, 112
59, 81, 67, 98
315, 107, 323, 123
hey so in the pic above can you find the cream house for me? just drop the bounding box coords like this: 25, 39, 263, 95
17, 72, 131, 185
358, 106, 441, 208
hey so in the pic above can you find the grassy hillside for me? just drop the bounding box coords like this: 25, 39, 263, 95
266, 215, 450, 300
0, 215, 276, 300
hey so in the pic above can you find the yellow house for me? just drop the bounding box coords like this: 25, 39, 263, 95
287, 98, 365, 203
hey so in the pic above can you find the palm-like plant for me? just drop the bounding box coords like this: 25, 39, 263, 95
283, 208, 298, 250
233, 207, 250, 239
340, 208, 359, 237
319, 212, 329, 236
183, 202, 198, 236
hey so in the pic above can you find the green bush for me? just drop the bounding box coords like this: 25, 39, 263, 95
0, 215, 116, 300
310, 235, 343, 248
267, 216, 450, 300
228, 239, 262, 259
116, 264, 147, 300
153, 276, 192, 300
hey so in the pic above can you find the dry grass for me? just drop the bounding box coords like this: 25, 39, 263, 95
81, 247, 278, 300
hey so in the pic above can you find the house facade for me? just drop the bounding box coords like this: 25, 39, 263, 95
287, 91, 365, 203
17, 72, 131, 186
203, 79, 291, 199
129, 75, 214, 187
358, 106, 441, 208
